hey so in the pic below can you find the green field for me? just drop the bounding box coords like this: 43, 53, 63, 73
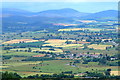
2, 60, 118, 77
2, 50, 42, 57
10, 41, 44, 47
10, 47, 63, 53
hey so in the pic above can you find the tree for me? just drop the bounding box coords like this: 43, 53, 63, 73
69, 62, 72, 66
104, 69, 111, 76
2, 71, 21, 80
74, 60, 80, 63
87, 52, 89, 54
86, 39, 91, 42
83, 44, 88, 50
82, 61, 88, 64
28, 48, 32, 52
65, 40, 72, 44
87, 72, 104, 77
98, 57, 107, 65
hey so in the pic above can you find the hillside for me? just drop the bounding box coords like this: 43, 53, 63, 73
81, 10, 118, 20
1, 8, 118, 32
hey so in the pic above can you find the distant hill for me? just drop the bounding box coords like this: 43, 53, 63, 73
2, 8, 117, 19
1, 8, 91, 18
1, 8, 118, 32
81, 10, 118, 20
36, 8, 91, 18
1, 8, 35, 17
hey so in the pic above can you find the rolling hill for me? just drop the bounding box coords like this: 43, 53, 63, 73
81, 10, 118, 20
36, 8, 91, 18
1, 8, 35, 17
1, 8, 118, 32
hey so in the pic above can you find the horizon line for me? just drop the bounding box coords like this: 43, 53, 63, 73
1, 8, 118, 13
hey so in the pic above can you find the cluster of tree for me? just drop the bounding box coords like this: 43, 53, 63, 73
22, 57, 55, 61
85, 69, 120, 79
74, 55, 118, 66
2, 56, 11, 60
3, 47, 13, 50
65, 41, 72, 44
26, 73, 74, 79
106, 61, 120, 66
2, 70, 120, 79
15, 48, 56, 55
2, 71, 21, 80
86, 72, 104, 77
11, 41, 44, 48
62, 71, 73, 74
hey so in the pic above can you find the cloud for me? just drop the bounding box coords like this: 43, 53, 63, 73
1, 0, 119, 2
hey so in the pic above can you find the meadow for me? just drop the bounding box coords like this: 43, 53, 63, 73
2, 50, 43, 57
2, 59, 119, 77
10, 47, 63, 53
88, 44, 113, 50
58, 28, 103, 32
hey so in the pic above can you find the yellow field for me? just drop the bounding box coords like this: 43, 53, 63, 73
58, 28, 102, 32
10, 47, 63, 53
32, 48, 63, 53
58, 28, 83, 31
2, 39, 39, 44
110, 71, 120, 76
79, 20, 97, 23
84, 28, 102, 31
0, 66, 9, 68
88, 44, 113, 50
43, 39, 81, 48
43, 39, 83, 48
55, 44, 83, 47
102, 39, 112, 41
43, 43, 83, 48
0, 40, 2, 43
45, 39, 66, 43
45, 39, 75, 43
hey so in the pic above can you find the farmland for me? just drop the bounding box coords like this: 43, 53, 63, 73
43, 39, 83, 48
2, 59, 119, 77
58, 28, 103, 32
10, 48, 63, 53
2, 39, 39, 44
1, 20, 119, 78
58, 28, 83, 31
110, 71, 120, 76
88, 44, 113, 50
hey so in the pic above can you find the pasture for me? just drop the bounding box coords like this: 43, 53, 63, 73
10, 47, 63, 53
1, 60, 119, 77
2, 50, 43, 57
88, 44, 113, 50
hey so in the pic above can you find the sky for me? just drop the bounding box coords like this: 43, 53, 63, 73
1, 0, 119, 2
1, 2, 118, 13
